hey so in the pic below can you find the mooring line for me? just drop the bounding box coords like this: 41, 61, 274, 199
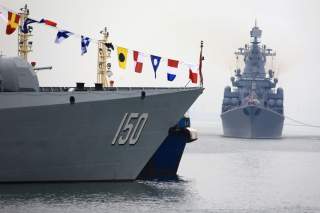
285, 115, 320, 128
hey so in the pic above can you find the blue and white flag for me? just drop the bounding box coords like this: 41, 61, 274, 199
55, 30, 73, 44
150, 55, 161, 79
21, 18, 38, 33
81, 36, 91, 55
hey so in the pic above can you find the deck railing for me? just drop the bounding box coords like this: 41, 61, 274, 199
39, 87, 199, 93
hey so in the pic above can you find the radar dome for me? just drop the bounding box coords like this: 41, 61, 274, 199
0, 57, 39, 92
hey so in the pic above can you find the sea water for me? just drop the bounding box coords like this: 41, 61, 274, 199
1, 124, 320, 213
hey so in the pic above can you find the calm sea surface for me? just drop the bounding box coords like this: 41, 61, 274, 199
1, 125, 320, 213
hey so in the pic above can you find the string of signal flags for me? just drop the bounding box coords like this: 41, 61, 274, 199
0, 4, 201, 84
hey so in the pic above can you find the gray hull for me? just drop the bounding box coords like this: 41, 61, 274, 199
221, 105, 284, 139
0, 87, 203, 182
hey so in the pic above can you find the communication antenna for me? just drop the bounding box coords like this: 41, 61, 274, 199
97, 27, 113, 87
18, 4, 33, 61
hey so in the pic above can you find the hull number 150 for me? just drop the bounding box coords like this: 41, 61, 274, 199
112, 113, 149, 145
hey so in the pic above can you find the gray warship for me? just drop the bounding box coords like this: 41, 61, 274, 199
221, 23, 284, 139
0, 6, 203, 182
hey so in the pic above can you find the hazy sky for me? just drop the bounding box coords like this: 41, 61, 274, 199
1, 0, 320, 126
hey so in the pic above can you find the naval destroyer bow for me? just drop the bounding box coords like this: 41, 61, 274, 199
221, 23, 284, 139
0, 5, 203, 182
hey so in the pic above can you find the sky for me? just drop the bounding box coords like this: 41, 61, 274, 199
1, 0, 320, 127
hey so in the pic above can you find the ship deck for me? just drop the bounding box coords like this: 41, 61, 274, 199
39, 87, 200, 93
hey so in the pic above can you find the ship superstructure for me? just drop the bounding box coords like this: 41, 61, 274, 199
221, 23, 284, 138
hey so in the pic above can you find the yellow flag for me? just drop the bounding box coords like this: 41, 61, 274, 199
6, 12, 20, 35
117, 46, 128, 69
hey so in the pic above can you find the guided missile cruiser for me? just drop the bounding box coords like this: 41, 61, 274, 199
221, 23, 284, 139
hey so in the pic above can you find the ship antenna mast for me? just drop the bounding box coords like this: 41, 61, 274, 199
97, 27, 113, 87
18, 4, 33, 62
199, 41, 204, 87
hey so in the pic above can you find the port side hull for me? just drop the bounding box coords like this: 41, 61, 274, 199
0, 88, 202, 182
221, 106, 284, 139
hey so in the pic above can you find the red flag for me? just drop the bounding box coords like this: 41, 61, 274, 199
133, 50, 143, 73
6, 12, 20, 35
189, 69, 198, 84
40, 18, 57, 27
168, 59, 179, 68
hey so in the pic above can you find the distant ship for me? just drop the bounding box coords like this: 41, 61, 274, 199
221, 23, 284, 139
0, 5, 203, 182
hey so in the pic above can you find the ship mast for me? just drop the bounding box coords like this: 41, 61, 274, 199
18, 4, 33, 62
97, 27, 113, 87
199, 41, 204, 87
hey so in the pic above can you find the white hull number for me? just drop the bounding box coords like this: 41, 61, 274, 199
112, 113, 149, 145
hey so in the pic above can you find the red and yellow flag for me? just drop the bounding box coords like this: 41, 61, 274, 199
6, 12, 20, 35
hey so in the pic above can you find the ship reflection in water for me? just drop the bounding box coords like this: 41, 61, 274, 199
1, 129, 320, 213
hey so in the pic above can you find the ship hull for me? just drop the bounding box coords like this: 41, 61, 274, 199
221, 105, 284, 139
138, 129, 188, 179
0, 88, 202, 182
